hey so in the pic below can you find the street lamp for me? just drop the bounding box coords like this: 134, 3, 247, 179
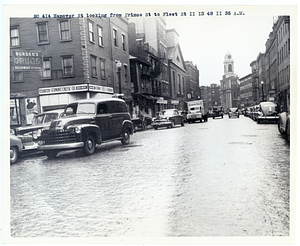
261, 81, 264, 102
116, 61, 122, 94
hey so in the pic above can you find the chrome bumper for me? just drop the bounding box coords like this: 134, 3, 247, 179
37, 142, 84, 150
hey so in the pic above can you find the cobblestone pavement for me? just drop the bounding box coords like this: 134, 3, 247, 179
10, 115, 290, 238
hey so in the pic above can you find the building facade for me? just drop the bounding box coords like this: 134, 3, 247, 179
185, 61, 200, 102
10, 17, 131, 126
166, 29, 187, 110
275, 16, 290, 112
239, 74, 253, 108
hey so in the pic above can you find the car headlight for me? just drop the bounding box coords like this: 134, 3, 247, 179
75, 126, 81, 134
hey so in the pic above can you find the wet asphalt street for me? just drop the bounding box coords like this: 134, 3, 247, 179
10, 114, 290, 238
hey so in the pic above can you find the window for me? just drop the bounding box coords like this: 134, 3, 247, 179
61, 55, 74, 77
13, 71, 24, 82
88, 21, 94, 43
122, 34, 126, 51
37, 22, 49, 44
100, 59, 106, 79
178, 74, 181, 94
42, 58, 52, 79
97, 103, 108, 114
59, 20, 71, 41
98, 26, 103, 46
91, 55, 97, 77
228, 64, 232, 72
113, 29, 118, 47
124, 65, 128, 83
10, 26, 20, 47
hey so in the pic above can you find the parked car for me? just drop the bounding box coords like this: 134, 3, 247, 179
37, 98, 134, 158
228, 107, 239, 118
278, 111, 290, 141
256, 102, 279, 124
10, 129, 23, 164
212, 106, 224, 119
152, 109, 185, 130
15, 109, 65, 151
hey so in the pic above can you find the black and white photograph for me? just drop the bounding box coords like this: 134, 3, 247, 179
2, 2, 298, 245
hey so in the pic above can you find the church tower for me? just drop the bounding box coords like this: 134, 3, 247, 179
220, 52, 240, 110
223, 52, 235, 78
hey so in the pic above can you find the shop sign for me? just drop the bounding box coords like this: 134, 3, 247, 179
171, 100, 179, 105
39, 84, 88, 95
156, 97, 164, 104
12, 50, 43, 70
89, 84, 114, 94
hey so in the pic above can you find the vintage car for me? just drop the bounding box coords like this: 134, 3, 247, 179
10, 129, 23, 164
278, 111, 290, 141
228, 107, 240, 118
212, 106, 224, 119
37, 98, 134, 158
256, 102, 279, 124
15, 109, 65, 151
152, 109, 185, 130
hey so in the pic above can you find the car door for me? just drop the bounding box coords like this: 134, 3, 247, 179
107, 101, 126, 138
96, 102, 111, 141
173, 109, 181, 124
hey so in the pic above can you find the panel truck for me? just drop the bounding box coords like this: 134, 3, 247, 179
186, 100, 208, 123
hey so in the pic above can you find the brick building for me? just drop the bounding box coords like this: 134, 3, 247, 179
184, 61, 200, 102
10, 17, 131, 126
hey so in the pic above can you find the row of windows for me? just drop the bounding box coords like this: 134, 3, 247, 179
278, 21, 289, 43
278, 39, 290, 64
13, 55, 75, 82
279, 66, 290, 86
11, 20, 73, 47
12, 55, 109, 83
11, 20, 127, 52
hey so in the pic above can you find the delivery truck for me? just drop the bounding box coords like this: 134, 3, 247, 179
186, 100, 208, 123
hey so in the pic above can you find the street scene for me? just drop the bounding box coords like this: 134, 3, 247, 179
10, 115, 290, 237
5, 4, 295, 243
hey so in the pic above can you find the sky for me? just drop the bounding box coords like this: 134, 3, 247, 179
165, 10, 276, 86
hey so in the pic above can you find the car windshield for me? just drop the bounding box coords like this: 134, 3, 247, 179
32, 115, 45, 125
159, 110, 173, 116
260, 103, 277, 113
230, 108, 238, 112
76, 103, 96, 115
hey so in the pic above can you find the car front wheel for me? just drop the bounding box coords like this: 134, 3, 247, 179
121, 128, 131, 145
83, 134, 96, 155
10, 146, 18, 164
